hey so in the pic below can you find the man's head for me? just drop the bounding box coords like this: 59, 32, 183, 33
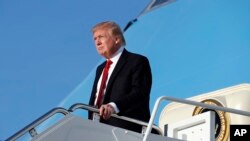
92, 21, 126, 59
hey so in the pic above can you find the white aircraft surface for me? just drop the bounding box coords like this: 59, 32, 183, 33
6, 0, 250, 140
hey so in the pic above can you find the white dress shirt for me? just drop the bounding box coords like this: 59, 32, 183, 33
94, 46, 124, 113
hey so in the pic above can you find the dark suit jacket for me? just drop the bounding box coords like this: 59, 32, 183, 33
88, 49, 152, 133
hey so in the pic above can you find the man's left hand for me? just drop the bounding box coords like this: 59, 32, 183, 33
99, 104, 115, 120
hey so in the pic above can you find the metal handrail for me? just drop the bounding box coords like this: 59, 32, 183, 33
6, 107, 69, 141
143, 96, 250, 141
69, 103, 163, 135
68, 103, 98, 113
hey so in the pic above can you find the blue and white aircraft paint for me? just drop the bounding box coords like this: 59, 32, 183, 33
60, 0, 250, 120
7, 0, 250, 140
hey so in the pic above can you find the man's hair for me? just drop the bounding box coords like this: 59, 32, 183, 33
92, 21, 126, 46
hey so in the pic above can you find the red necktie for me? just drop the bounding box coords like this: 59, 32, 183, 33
95, 59, 113, 108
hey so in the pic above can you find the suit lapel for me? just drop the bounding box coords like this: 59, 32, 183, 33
90, 61, 106, 105
96, 62, 106, 82
105, 49, 129, 93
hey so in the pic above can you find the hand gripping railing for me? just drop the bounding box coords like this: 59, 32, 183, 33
68, 103, 163, 135
7, 103, 163, 141
142, 96, 250, 141
6, 108, 69, 141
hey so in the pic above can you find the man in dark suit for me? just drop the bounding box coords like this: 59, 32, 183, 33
88, 21, 152, 133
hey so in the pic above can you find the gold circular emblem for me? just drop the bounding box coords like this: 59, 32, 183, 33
192, 99, 230, 141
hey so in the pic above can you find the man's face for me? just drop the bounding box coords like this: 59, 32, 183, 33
93, 29, 119, 59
